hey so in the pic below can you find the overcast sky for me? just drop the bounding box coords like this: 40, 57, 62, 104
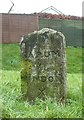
0, 0, 83, 16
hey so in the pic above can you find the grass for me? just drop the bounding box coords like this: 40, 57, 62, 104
66, 47, 82, 73
2, 44, 20, 71
0, 44, 83, 118
1, 71, 82, 118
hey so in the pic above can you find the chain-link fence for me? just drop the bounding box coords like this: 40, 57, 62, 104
39, 18, 82, 47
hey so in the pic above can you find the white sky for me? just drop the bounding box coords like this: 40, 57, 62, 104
0, 0, 83, 16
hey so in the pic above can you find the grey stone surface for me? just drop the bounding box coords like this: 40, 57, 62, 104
20, 28, 67, 103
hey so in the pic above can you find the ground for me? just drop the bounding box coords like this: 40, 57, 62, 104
0, 44, 83, 118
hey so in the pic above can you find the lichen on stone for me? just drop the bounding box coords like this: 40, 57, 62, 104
20, 28, 67, 103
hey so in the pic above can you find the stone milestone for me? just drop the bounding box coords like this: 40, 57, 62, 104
20, 28, 67, 103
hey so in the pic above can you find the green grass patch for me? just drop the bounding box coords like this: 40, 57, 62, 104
66, 47, 82, 73
0, 44, 83, 118
2, 44, 20, 71
1, 70, 82, 118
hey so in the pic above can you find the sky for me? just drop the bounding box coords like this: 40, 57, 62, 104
0, 0, 83, 16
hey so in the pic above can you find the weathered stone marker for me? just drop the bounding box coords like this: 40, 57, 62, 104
20, 28, 67, 103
